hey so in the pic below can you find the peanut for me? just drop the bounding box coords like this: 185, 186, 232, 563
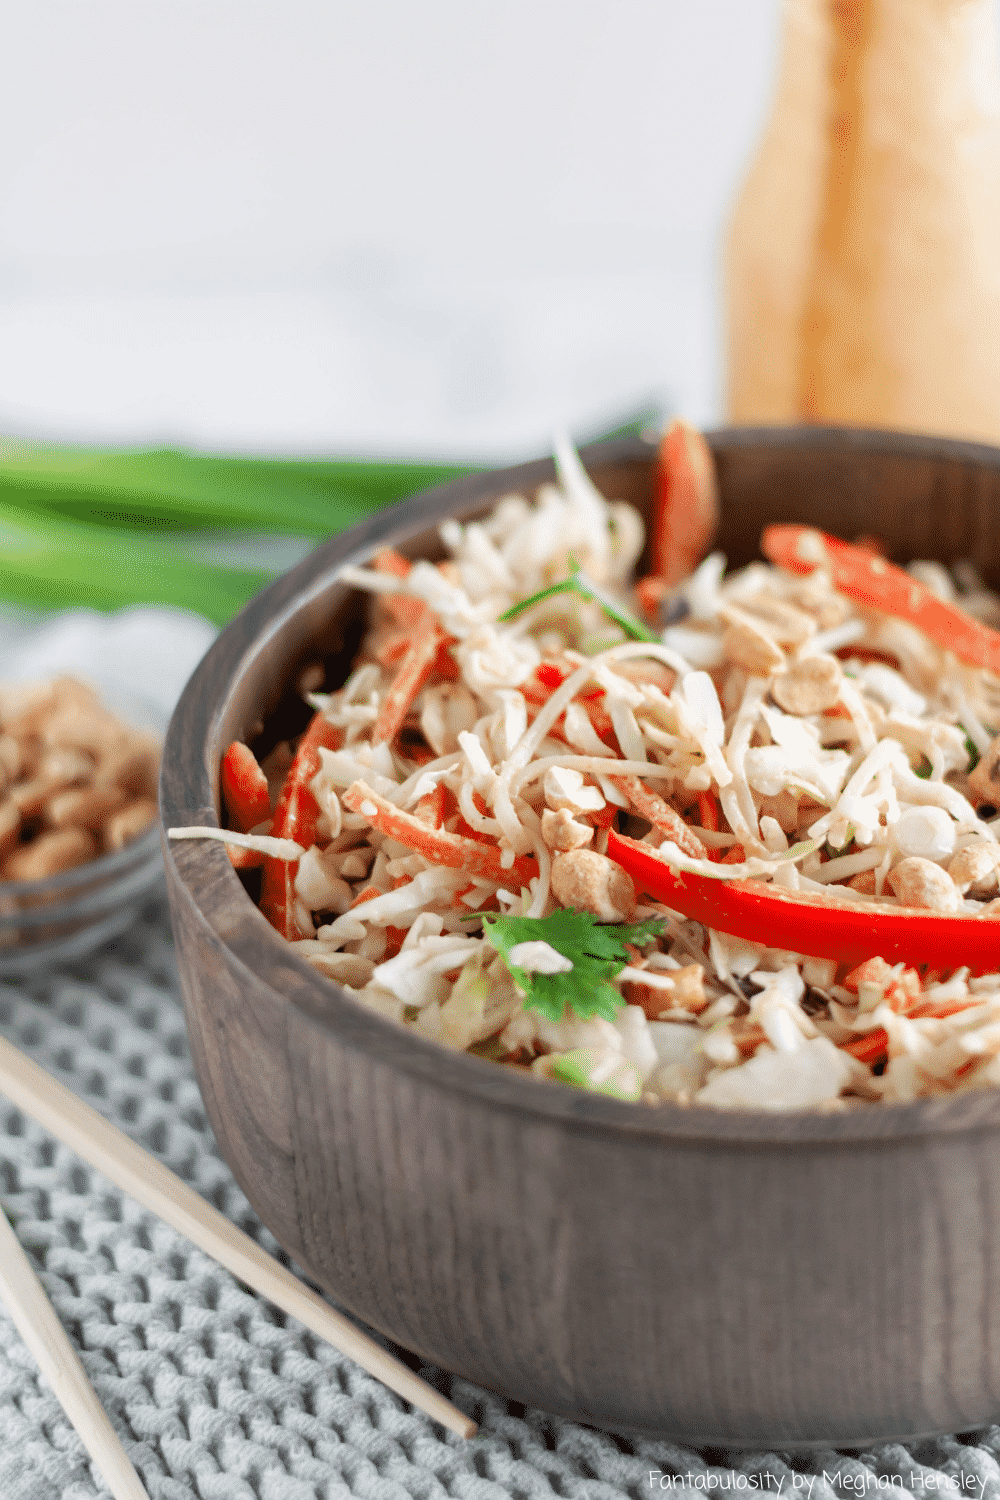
771, 654, 844, 716
103, 799, 158, 852
4, 827, 98, 882
46, 785, 126, 832
947, 842, 1000, 895
550, 849, 636, 922
541, 807, 595, 852
741, 594, 816, 647
722, 613, 785, 676
969, 734, 1000, 811
95, 735, 159, 798
887, 856, 961, 913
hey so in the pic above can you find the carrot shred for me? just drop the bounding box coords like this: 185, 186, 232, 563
635, 575, 668, 624
350, 884, 383, 909
651, 418, 719, 585
611, 775, 706, 861
342, 779, 538, 888
415, 783, 447, 828
383, 926, 408, 960
841, 1029, 889, 1065
373, 612, 442, 745
697, 791, 721, 862
259, 713, 342, 940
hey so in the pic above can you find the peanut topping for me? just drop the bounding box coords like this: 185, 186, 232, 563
740, 595, 816, 647
721, 612, 785, 676
771, 654, 844, 716
969, 734, 1000, 811
541, 807, 595, 852
947, 842, 1000, 895
549, 849, 637, 923
887, 856, 961, 913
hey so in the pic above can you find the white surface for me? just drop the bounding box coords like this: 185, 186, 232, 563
0, 607, 217, 714
0, 2, 785, 457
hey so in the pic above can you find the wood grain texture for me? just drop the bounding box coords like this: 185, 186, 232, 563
161, 427, 1000, 1446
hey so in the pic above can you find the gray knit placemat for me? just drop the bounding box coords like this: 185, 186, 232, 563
2, 899, 1000, 1500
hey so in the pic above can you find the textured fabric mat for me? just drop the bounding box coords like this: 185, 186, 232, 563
2, 899, 1000, 1500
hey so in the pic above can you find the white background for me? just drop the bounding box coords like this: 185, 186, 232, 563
4, 3, 1000, 461
0, 2, 786, 458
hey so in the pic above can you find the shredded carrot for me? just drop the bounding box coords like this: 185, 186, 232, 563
350, 884, 383, 909
343, 780, 538, 888
697, 791, 721, 862
611, 776, 706, 861
841, 1030, 889, 1065
221, 741, 272, 832
415, 783, 447, 828
651, 418, 719, 585
373, 547, 425, 629
259, 714, 343, 940
634, 575, 667, 624
383, 925, 408, 959
373, 612, 443, 745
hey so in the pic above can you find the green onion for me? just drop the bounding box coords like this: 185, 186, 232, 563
0, 408, 657, 619
961, 729, 981, 772
499, 560, 657, 644
0, 440, 474, 537
0, 504, 267, 624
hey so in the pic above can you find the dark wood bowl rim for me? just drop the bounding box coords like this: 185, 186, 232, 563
161, 424, 1000, 1147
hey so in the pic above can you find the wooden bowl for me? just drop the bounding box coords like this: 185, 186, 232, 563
161, 427, 1000, 1448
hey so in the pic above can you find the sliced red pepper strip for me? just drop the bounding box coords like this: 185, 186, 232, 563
342, 779, 539, 889
227, 845, 264, 871
221, 741, 272, 832
606, 829, 1000, 974
651, 418, 719, 586
762, 524, 1000, 674
259, 713, 343, 940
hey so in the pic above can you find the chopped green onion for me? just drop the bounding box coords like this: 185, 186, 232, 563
499, 561, 657, 644
961, 729, 981, 772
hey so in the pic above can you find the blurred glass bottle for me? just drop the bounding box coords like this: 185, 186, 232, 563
725, 0, 1000, 441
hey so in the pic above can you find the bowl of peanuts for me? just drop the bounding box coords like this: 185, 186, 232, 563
0, 674, 163, 971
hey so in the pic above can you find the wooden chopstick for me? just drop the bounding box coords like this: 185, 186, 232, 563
0, 1035, 477, 1439
0, 1206, 151, 1500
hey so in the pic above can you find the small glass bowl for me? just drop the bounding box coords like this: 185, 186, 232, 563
0, 678, 167, 974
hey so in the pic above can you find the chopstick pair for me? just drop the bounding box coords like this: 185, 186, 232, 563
0, 1035, 475, 1496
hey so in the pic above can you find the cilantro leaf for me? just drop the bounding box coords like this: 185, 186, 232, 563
480, 908, 666, 1023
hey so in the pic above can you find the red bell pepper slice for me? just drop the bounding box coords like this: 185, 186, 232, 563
259, 713, 343, 939
221, 741, 272, 833
762, 524, 1000, 674
649, 418, 719, 587
607, 828, 1000, 975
